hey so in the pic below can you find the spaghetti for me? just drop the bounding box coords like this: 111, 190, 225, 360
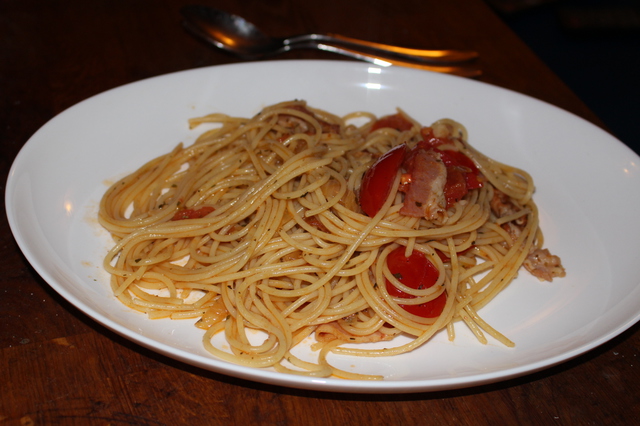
99, 100, 565, 379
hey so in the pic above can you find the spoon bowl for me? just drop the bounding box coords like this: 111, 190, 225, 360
186, 7, 287, 59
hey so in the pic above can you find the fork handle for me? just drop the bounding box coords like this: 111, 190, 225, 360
310, 42, 481, 77
285, 33, 478, 63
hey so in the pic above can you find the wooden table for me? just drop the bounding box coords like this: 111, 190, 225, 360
2, 1, 638, 424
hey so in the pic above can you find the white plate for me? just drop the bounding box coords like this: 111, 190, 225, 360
6, 60, 640, 393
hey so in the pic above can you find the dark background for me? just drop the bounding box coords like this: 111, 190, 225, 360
487, 0, 640, 153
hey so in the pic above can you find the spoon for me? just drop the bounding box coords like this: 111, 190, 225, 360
181, 5, 480, 74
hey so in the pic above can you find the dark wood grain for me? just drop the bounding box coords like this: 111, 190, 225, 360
2, 1, 638, 425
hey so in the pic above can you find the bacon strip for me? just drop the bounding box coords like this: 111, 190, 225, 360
524, 248, 566, 282
490, 189, 565, 281
399, 149, 447, 220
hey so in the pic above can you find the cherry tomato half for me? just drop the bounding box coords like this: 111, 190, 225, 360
434, 148, 484, 208
370, 113, 414, 133
359, 144, 407, 217
437, 149, 483, 190
443, 166, 468, 207
385, 246, 447, 318
419, 127, 452, 148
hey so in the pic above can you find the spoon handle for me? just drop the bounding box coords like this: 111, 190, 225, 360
285, 34, 478, 63
310, 43, 481, 77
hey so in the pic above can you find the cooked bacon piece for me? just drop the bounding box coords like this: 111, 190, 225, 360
315, 321, 394, 343
304, 216, 329, 233
490, 189, 525, 225
501, 222, 523, 242
490, 188, 528, 241
399, 149, 447, 220
319, 119, 343, 135
490, 189, 565, 281
524, 248, 566, 281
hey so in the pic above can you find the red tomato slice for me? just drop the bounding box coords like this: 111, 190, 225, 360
438, 149, 483, 187
359, 144, 407, 217
464, 171, 483, 190
437, 149, 480, 173
171, 206, 215, 221
443, 166, 468, 207
436, 148, 484, 207
418, 127, 453, 148
385, 246, 446, 318
370, 113, 414, 132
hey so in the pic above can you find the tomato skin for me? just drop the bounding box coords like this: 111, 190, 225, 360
443, 166, 468, 207
370, 113, 414, 132
419, 127, 452, 148
401, 291, 447, 318
171, 206, 215, 221
419, 127, 483, 190
437, 149, 483, 190
385, 246, 446, 318
359, 144, 407, 217
435, 148, 484, 208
